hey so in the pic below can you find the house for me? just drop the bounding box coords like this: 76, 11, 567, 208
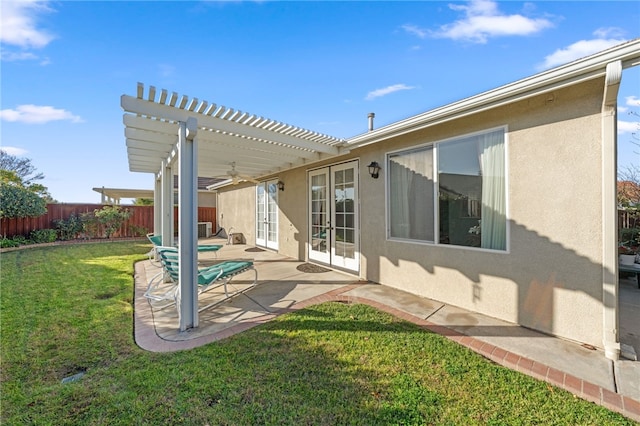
122, 39, 640, 360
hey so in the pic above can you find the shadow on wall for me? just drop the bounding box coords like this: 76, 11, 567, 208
364, 218, 613, 345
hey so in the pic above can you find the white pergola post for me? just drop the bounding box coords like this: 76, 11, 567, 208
153, 175, 161, 235
601, 60, 621, 361
178, 117, 199, 331
161, 159, 173, 247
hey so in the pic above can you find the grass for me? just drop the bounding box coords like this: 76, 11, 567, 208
1, 242, 636, 425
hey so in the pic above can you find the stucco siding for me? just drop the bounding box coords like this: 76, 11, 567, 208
216, 184, 256, 245
215, 78, 608, 348
357, 79, 606, 347
197, 192, 216, 208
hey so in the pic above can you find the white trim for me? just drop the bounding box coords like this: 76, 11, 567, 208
307, 160, 361, 272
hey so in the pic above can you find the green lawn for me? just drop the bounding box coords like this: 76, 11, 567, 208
1, 242, 635, 425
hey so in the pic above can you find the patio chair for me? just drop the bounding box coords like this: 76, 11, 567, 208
144, 246, 258, 319
146, 233, 223, 262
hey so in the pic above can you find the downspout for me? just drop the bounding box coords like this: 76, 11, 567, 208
601, 60, 621, 361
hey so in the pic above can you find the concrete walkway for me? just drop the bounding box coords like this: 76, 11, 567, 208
134, 240, 640, 422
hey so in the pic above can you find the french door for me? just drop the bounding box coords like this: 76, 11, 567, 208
308, 161, 359, 272
256, 180, 278, 250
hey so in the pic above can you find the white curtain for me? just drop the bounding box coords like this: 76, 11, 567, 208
479, 130, 506, 250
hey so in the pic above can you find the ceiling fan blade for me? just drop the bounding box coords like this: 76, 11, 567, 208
238, 174, 259, 184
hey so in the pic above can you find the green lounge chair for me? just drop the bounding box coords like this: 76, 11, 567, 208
147, 233, 223, 262
144, 246, 257, 320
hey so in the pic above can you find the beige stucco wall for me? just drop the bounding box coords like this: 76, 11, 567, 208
217, 77, 608, 347
215, 184, 256, 245
197, 191, 216, 208
356, 79, 606, 347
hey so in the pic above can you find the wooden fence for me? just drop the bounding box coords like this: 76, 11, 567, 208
0, 204, 217, 239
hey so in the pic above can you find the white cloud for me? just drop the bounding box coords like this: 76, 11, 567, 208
0, 0, 55, 62
401, 24, 428, 39
538, 28, 626, 70
1, 146, 28, 156
1, 0, 55, 47
625, 95, 640, 107
0, 105, 83, 124
365, 84, 416, 101
432, 0, 553, 43
618, 120, 639, 135
0, 50, 38, 61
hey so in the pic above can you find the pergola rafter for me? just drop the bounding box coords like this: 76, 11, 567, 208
122, 83, 347, 181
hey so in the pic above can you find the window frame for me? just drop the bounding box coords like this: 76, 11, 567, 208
385, 126, 509, 253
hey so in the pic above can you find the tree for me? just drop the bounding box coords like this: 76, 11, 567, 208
134, 198, 154, 205
0, 184, 48, 218
0, 150, 44, 185
0, 150, 55, 202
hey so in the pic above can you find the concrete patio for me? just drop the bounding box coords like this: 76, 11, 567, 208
133, 238, 640, 422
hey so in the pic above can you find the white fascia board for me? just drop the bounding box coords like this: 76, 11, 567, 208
206, 179, 234, 191
347, 39, 640, 148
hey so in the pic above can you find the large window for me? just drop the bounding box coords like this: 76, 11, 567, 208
387, 128, 506, 251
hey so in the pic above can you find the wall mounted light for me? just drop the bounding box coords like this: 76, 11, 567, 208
367, 161, 381, 179
277, 180, 285, 191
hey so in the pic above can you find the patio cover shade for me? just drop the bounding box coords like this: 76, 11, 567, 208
122, 83, 348, 182
121, 83, 348, 332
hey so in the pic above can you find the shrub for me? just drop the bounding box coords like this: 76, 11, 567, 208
80, 212, 101, 238
128, 225, 148, 237
94, 206, 131, 238
0, 184, 47, 218
54, 214, 84, 240
0, 236, 20, 248
29, 229, 57, 244
1, 235, 29, 247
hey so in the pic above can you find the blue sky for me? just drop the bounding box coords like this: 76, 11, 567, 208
1, 0, 639, 203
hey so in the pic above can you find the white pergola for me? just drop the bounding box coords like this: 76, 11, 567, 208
92, 187, 154, 204
122, 83, 348, 331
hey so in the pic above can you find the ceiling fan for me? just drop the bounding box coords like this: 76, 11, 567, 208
223, 162, 259, 184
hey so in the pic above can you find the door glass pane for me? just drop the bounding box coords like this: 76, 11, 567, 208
267, 182, 278, 244
345, 168, 354, 183
311, 173, 328, 254
256, 185, 265, 240
334, 166, 356, 261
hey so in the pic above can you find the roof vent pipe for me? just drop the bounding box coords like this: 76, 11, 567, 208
368, 112, 375, 131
